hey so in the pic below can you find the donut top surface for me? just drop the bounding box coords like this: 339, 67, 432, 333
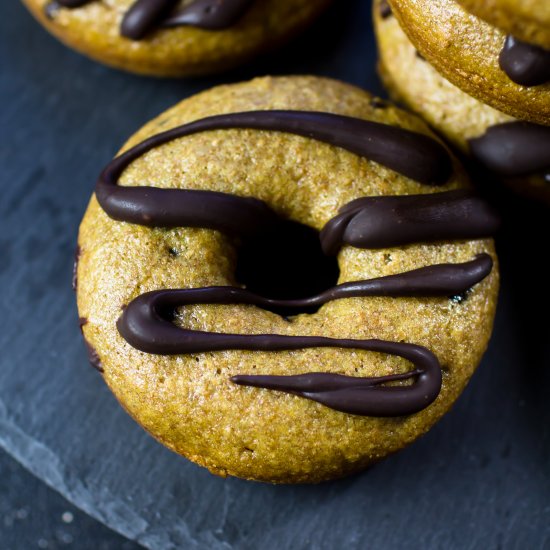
46, 0, 253, 40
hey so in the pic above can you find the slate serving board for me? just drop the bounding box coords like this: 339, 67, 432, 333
1, 1, 549, 549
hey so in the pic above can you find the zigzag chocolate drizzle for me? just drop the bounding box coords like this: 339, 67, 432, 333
119, 288, 443, 416
118, 255, 491, 416
96, 111, 453, 228
46, 0, 253, 40
94, 109, 497, 417
119, 255, 493, 355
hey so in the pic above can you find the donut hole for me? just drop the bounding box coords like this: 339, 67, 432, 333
235, 220, 339, 317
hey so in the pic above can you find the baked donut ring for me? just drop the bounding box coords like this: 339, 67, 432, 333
374, 2, 550, 203
76, 76, 499, 483
387, 0, 550, 125
22, 0, 331, 76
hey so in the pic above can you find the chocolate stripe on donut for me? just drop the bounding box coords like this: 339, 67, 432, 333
96, 186, 279, 235
117, 258, 492, 416
119, 255, 491, 344
119, 289, 441, 416
96, 111, 452, 225
92, 109, 496, 417
499, 36, 550, 87
120, 0, 180, 40
469, 122, 550, 178
46, 0, 253, 40
118, 254, 492, 352
320, 190, 499, 255
232, 367, 440, 417
162, 0, 255, 30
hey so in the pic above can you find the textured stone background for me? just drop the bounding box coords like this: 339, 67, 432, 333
0, 449, 141, 549
1, 0, 549, 549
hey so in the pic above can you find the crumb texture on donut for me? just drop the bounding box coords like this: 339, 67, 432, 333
77, 76, 498, 483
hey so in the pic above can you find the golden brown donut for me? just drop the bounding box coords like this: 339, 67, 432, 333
76, 76, 499, 483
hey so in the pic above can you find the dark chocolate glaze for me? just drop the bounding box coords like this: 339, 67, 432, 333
469, 122, 550, 177
117, 285, 449, 416
499, 35, 550, 87
162, 0, 255, 30
96, 111, 452, 226
320, 190, 499, 256
116, 255, 492, 416
121, 0, 179, 40
47, 0, 253, 40
232, 365, 440, 417
91, 109, 496, 417
118, 254, 492, 353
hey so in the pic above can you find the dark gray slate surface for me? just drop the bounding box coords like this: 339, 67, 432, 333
1, 1, 549, 549
0, 448, 141, 549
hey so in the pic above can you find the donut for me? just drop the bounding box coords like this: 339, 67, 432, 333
21, 0, 332, 76
386, 0, 550, 125
75, 76, 499, 483
374, 1, 550, 203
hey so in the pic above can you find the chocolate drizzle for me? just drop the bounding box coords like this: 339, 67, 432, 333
162, 0, 255, 30
499, 35, 550, 87
232, 365, 440, 417
118, 254, 492, 355
96, 111, 453, 226
46, 0, 253, 41
120, 0, 179, 40
320, 190, 499, 255
91, 108, 496, 417
469, 122, 550, 177
119, 289, 442, 416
